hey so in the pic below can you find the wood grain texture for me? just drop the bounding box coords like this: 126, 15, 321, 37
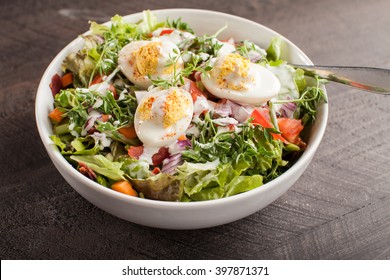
1, 0, 390, 260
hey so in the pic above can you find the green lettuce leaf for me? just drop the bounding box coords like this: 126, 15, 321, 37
130, 173, 182, 201
266, 37, 282, 61
136, 10, 164, 34
177, 160, 264, 201
70, 155, 125, 181
118, 157, 151, 179
50, 135, 101, 155
62, 36, 98, 87
224, 175, 263, 197
50, 135, 66, 151
294, 68, 307, 92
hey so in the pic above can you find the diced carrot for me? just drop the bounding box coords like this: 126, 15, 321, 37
111, 180, 138, 197
118, 125, 137, 139
100, 114, 110, 122
48, 107, 64, 123
61, 72, 73, 88
178, 134, 187, 141
128, 145, 144, 159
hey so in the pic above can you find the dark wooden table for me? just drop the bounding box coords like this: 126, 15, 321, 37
1, 0, 390, 260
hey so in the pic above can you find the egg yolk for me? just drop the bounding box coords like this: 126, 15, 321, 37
163, 90, 191, 128
216, 53, 251, 91
138, 96, 155, 121
137, 89, 192, 128
134, 42, 161, 76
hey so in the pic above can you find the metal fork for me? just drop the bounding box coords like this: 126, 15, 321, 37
291, 64, 390, 94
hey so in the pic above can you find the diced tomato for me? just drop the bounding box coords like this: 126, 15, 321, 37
152, 147, 170, 166
90, 75, 104, 86
108, 84, 118, 99
228, 124, 236, 131
189, 80, 207, 102
250, 108, 273, 128
250, 108, 288, 143
277, 118, 306, 147
151, 167, 161, 175
128, 146, 144, 159
159, 29, 174, 36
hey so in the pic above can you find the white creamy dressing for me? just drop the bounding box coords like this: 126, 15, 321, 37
212, 38, 236, 56
192, 95, 216, 117
89, 81, 111, 96
138, 145, 160, 165
92, 98, 103, 108
152, 39, 184, 74
266, 63, 299, 112
167, 140, 184, 155
185, 124, 200, 137
152, 29, 195, 48
91, 132, 111, 149
81, 110, 101, 136
266, 63, 299, 98
128, 160, 150, 179
117, 89, 127, 101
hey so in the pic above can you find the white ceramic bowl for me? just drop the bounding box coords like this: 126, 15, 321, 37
36, 9, 328, 229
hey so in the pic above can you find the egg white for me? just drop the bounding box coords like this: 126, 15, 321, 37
201, 54, 281, 105
134, 87, 193, 147
118, 40, 183, 90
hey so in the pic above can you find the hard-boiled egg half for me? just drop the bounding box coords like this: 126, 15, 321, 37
118, 39, 183, 90
134, 87, 193, 147
201, 53, 281, 105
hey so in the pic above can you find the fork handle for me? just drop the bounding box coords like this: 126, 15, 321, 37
292, 64, 390, 94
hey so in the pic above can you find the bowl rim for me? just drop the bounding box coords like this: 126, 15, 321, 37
35, 8, 328, 209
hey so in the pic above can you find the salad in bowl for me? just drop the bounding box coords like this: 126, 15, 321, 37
46, 10, 326, 203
